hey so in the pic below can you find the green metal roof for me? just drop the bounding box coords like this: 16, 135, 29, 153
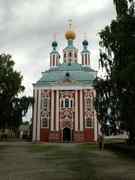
35, 62, 97, 87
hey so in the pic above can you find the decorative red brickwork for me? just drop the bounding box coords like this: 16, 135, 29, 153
40, 128, 49, 142
49, 132, 61, 142
74, 132, 84, 143
38, 89, 96, 143
84, 128, 94, 142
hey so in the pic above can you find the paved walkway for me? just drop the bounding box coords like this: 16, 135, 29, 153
0, 141, 135, 180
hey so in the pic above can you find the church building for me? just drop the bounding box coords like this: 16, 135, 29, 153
32, 23, 98, 143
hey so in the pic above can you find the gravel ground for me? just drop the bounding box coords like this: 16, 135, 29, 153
0, 141, 135, 180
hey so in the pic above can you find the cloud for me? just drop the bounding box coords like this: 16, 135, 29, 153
0, 0, 116, 99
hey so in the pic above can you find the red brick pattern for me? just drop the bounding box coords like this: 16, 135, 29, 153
74, 132, 84, 143
49, 132, 61, 142
40, 128, 49, 142
84, 128, 94, 142
40, 128, 95, 143
38, 89, 96, 143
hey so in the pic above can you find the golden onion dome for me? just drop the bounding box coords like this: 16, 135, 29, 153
65, 19, 76, 40
65, 30, 76, 40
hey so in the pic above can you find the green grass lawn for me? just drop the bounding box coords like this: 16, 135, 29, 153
30, 143, 135, 180
0, 142, 135, 180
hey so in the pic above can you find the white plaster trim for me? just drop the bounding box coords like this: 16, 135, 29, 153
51, 90, 54, 131
80, 90, 83, 131
37, 89, 41, 141
34, 86, 94, 91
56, 90, 59, 131
75, 90, 78, 131
32, 89, 37, 141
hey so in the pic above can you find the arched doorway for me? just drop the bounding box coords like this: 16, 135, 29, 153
63, 128, 71, 142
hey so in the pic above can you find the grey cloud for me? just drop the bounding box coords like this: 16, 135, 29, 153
0, 0, 115, 96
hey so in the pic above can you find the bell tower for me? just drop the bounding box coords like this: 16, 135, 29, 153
81, 39, 90, 66
50, 40, 60, 68
63, 20, 78, 64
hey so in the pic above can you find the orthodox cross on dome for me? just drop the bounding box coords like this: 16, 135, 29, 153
84, 32, 87, 40
68, 19, 73, 30
65, 19, 76, 41
53, 32, 57, 41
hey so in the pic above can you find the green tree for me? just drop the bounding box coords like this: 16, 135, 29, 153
0, 54, 24, 129
95, 0, 135, 143
11, 96, 34, 128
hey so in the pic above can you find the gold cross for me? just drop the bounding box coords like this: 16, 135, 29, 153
53, 32, 57, 41
68, 19, 72, 30
84, 32, 87, 40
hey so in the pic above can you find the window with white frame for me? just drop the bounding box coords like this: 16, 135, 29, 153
86, 96, 93, 111
61, 98, 73, 108
65, 99, 69, 107
40, 96, 49, 128
41, 117, 48, 128
86, 117, 93, 128
41, 97, 48, 111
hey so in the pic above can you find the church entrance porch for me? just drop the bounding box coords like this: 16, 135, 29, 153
63, 128, 71, 142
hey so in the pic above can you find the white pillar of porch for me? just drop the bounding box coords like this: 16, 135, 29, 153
51, 90, 54, 131
32, 89, 37, 141
37, 89, 41, 141
80, 90, 84, 131
56, 90, 59, 131
75, 90, 78, 131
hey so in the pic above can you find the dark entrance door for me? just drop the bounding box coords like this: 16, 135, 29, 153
63, 128, 71, 142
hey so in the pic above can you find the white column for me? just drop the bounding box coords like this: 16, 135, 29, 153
32, 89, 37, 141
37, 89, 41, 141
51, 90, 54, 131
94, 110, 98, 141
50, 55, 52, 67
56, 90, 59, 131
75, 90, 78, 131
80, 90, 83, 131
87, 54, 89, 65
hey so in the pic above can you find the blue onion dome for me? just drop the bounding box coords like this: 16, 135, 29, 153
82, 40, 88, 46
52, 41, 58, 48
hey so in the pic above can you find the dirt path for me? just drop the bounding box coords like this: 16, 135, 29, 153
0, 142, 135, 180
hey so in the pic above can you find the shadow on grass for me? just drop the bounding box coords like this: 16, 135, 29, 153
29, 143, 98, 180
105, 142, 135, 160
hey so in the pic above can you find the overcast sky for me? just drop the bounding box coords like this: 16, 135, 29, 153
0, 0, 116, 97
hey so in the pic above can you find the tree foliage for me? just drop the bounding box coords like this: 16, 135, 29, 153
0, 54, 33, 129
0, 54, 24, 128
95, 0, 135, 143
11, 96, 34, 128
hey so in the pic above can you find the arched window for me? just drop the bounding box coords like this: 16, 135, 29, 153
53, 54, 55, 61
41, 97, 48, 111
65, 99, 69, 108
87, 98, 91, 106
52, 54, 55, 66
86, 97, 93, 111
85, 54, 87, 64
42, 117, 48, 127
69, 52, 72, 57
75, 53, 77, 58
64, 53, 66, 58
82, 55, 84, 65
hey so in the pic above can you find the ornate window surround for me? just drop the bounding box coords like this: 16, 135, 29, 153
40, 93, 50, 128
85, 116, 94, 128
61, 98, 73, 108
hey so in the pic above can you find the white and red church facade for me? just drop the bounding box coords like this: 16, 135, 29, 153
32, 24, 98, 143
